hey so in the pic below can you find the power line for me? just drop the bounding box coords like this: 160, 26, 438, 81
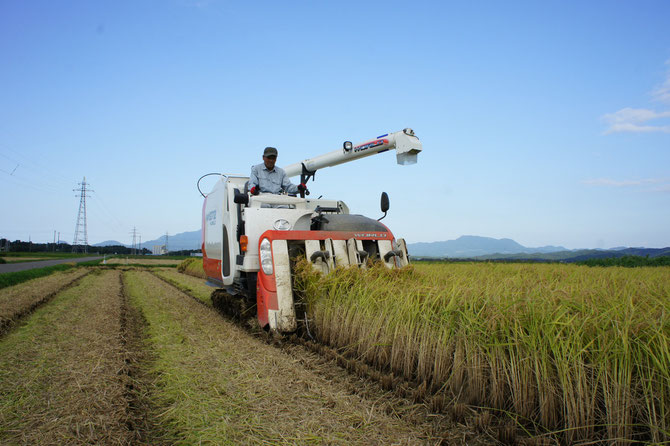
0, 140, 74, 186
89, 192, 127, 230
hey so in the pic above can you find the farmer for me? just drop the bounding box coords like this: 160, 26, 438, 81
248, 147, 308, 196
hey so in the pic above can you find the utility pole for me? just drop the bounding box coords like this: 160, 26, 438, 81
72, 177, 93, 253
130, 227, 137, 255
165, 231, 169, 255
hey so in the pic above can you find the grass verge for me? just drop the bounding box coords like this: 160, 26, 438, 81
0, 263, 78, 289
151, 268, 214, 304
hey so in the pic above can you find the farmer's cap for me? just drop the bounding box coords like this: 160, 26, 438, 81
263, 147, 278, 157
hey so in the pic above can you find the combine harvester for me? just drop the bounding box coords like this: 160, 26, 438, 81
200, 128, 422, 333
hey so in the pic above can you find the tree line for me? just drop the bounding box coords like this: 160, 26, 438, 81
0, 239, 200, 256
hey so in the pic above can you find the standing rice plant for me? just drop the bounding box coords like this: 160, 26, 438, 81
292, 260, 670, 443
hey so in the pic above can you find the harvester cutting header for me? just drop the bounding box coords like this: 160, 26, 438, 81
200, 128, 422, 333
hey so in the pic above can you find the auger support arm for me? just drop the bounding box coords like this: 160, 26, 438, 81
283, 128, 422, 178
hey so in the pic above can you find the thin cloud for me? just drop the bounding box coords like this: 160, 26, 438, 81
602, 60, 670, 134
650, 184, 670, 193
582, 178, 666, 187
603, 108, 670, 124
605, 122, 670, 134
602, 108, 670, 134
651, 59, 670, 103
583, 178, 670, 193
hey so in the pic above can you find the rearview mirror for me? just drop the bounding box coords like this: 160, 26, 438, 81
380, 192, 389, 213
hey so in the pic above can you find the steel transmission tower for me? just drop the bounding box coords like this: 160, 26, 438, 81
72, 177, 92, 253
130, 227, 138, 255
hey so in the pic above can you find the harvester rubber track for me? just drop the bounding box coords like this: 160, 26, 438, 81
211, 289, 256, 323
210, 289, 312, 336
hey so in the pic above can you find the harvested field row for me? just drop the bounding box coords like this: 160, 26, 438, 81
0, 270, 143, 445
152, 267, 213, 304
124, 270, 464, 445
0, 267, 90, 335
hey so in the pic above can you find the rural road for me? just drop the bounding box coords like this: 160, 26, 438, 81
0, 257, 102, 274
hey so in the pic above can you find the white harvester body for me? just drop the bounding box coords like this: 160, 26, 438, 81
201, 129, 422, 332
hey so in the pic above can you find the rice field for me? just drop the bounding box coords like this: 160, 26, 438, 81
2, 257, 668, 444
293, 261, 670, 444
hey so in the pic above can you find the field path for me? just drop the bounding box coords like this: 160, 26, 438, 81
0, 270, 139, 445
125, 270, 467, 445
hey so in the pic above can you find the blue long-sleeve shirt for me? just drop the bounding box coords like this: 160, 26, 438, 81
249, 163, 299, 195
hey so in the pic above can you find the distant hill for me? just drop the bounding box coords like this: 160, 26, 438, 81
561, 247, 670, 262
407, 235, 566, 258
93, 240, 127, 247
140, 230, 201, 251
92, 231, 201, 252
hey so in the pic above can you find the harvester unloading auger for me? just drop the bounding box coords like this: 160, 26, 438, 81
200, 128, 422, 333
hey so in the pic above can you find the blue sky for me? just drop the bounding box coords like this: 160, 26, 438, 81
1, 0, 669, 249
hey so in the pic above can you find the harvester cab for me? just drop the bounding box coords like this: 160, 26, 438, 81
200, 128, 422, 333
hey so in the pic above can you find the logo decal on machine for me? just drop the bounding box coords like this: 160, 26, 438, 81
353, 138, 389, 153
354, 232, 388, 238
206, 210, 217, 226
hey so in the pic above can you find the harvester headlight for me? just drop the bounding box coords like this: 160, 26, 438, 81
260, 238, 273, 275
343, 141, 353, 152
273, 219, 291, 230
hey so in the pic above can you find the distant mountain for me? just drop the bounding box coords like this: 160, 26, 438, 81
93, 240, 128, 247
407, 235, 566, 258
140, 230, 201, 251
